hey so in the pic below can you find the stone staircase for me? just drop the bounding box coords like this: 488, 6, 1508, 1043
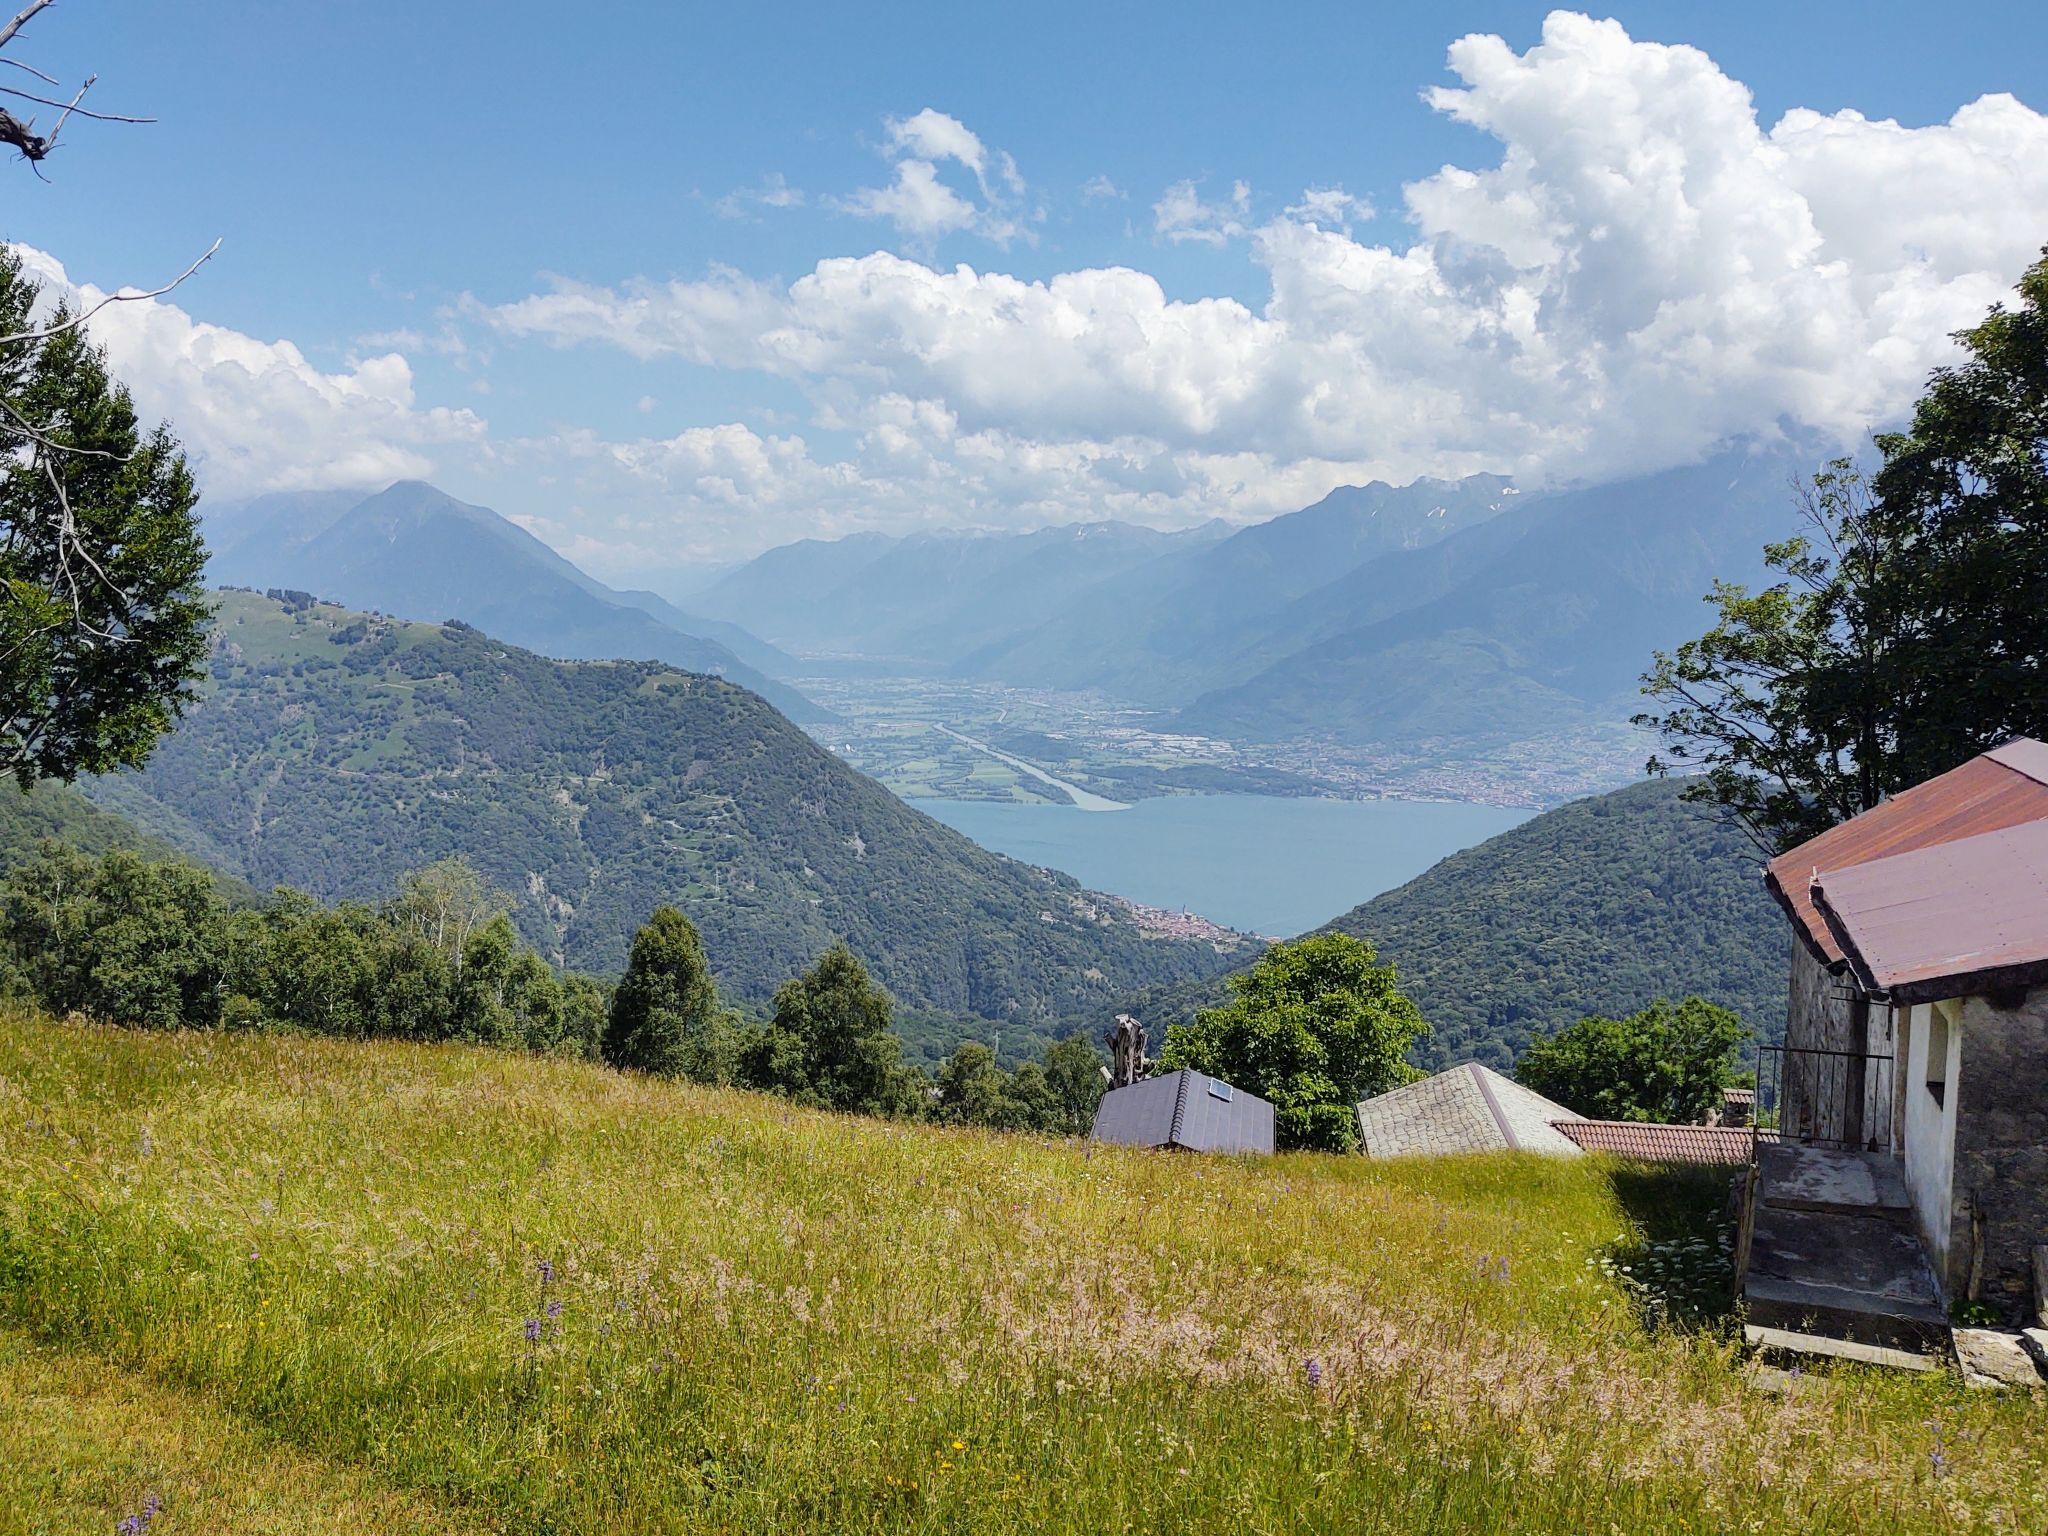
1740, 1143, 1950, 1353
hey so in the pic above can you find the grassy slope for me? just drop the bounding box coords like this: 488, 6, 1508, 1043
0, 1331, 466, 1534
3, 1014, 2040, 1535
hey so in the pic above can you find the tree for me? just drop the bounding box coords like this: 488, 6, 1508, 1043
0, 841, 224, 1029
0, 251, 212, 784
602, 905, 728, 1082
1515, 996, 1746, 1124
1637, 461, 1908, 851
1040, 1033, 1106, 1135
745, 945, 926, 1117
389, 857, 506, 979
1161, 932, 1427, 1152
1865, 249, 2048, 789
1641, 254, 2048, 853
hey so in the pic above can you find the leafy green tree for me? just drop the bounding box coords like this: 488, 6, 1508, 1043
1162, 932, 1427, 1152
390, 857, 507, 980
1866, 249, 2048, 788
1515, 996, 1747, 1124
0, 841, 224, 1029
1638, 461, 1908, 850
936, 1041, 1013, 1126
0, 251, 212, 784
223, 890, 376, 1038
1641, 254, 2048, 852
747, 945, 927, 1116
1040, 1033, 1106, 1135
602, 905, 728, 1081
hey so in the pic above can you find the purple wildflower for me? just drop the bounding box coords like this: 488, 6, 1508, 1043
1496, 1256, 1511, 1284
1303, 1356, 1324, 1388
536, 1258, 554, 1285
523, 1316, 543, 1343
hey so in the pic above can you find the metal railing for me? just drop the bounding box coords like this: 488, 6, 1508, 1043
1755, 1044, 1895, 1152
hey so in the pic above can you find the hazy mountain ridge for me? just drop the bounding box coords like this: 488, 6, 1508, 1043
695, 450, 1806, 761
205, 481, 829, 723
83, 591, 1258, 1040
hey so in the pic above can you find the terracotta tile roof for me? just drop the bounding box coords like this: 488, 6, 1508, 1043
1766, 739, 2048, 963
1549, 1120, 1755, 1164
1812, 817, 2048, 1004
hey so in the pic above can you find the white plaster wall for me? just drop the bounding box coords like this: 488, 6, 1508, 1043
1901, 1001, 1962, 1290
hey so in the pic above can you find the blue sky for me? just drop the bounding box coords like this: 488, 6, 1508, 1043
11, 2, 2048, 582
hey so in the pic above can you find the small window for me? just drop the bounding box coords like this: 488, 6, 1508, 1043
1926, 1002, 1953, 1109
1207, 1079, 1233, 1102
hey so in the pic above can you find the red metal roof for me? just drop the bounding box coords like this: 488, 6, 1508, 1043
1811, 818, 2048, 1004
1765, 739, 2048, 963
1549, 1120, 1755, 1164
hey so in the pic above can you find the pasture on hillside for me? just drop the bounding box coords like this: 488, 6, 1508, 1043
1, 1013, 2043, 1534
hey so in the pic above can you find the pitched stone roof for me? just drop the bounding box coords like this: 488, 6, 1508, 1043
1550, 1120, 1754, 1164
1356, 1063, 1584, 1158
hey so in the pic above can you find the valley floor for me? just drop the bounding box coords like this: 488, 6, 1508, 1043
1, 1013, 2042, 1534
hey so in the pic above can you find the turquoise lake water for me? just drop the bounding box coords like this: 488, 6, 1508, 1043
913, 793, 1533, 938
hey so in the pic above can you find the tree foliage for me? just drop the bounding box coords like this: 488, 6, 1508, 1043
0, 251, 212, 784
1162, 932, 1427, 1152
0, 842, 603, 1056
602, 905, 729, 1081
741, 945, 926, 1117
1641, 253, 2048, 852
1515, 996, 1746, 1124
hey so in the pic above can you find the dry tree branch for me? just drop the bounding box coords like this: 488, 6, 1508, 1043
0, 239, 221, 348
0, 53, 57, 86
0, 0, 56, 54
0, 80, 147, 123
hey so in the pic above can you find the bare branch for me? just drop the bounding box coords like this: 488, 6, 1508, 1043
0, 81, 149, 123
0, 239, 220, 347
0, 54, 56, 86
0, 0, 56, 54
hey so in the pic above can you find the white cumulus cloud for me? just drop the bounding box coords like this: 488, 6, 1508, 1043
837, 108, 1030, 246
11, 245, 484, 501
486, 8, 2048, 549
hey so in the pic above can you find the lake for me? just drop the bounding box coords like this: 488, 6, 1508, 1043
914, 793, 1533, 937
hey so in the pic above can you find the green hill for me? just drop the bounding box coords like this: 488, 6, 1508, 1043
3, 1013, 2032, 1534
1131, 777, 1785, 1069
81, 591, 1255, 1035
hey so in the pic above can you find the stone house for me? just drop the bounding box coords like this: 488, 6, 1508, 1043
1758, 737, 2048, 1327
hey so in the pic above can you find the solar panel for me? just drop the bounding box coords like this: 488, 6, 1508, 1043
1207, 1079, 1233, 1101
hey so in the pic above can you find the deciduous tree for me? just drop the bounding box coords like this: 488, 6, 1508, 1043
1162, 932, 1427, 1152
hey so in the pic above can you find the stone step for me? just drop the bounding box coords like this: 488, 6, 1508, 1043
1743, 1323, 1942, 1373
1745, 1272, 1952, 1350
1757, 1143, 1911, 1217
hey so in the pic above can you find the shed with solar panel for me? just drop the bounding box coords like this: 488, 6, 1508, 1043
1089, 1068, 1275, 1155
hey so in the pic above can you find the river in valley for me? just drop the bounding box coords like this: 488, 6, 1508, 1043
913, 792, 1533, 938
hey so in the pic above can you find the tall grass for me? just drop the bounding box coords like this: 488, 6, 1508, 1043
2, 1012, 2043, 1533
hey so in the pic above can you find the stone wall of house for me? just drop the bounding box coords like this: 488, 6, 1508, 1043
1946, 984, 2048, 1322
1782, 938, 1875, 1144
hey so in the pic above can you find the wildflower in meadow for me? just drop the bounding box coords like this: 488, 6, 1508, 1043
1303, 1356, 1324, 1388
537, 1258, 555, 1285
524, 1316, 543, 1343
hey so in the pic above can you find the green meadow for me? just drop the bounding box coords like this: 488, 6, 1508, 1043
2, 1012, 2042, 1534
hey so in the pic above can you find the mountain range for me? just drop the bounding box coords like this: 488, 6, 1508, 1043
204, 481, 828, 723
81, 591, 1258, 1054
690, 448, 1806, 757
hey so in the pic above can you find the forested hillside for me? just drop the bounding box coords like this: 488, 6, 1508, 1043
83, 592, 1255, 1030
1130, 778, 1784, 1069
